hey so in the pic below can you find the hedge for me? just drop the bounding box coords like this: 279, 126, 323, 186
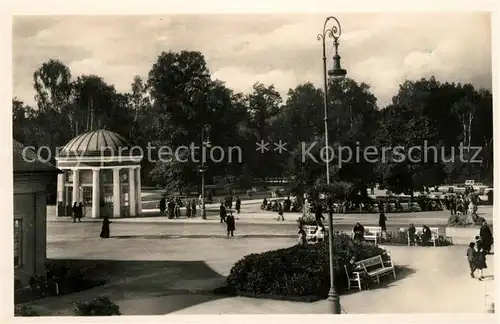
73, 296, 121, 316
226, 233, 387, 300
382, 230, 453, 246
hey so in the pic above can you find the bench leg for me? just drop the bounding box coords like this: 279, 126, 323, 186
347, 280, 351, 290
358, 278, 362, 291
376, 275, 380, 283
392, 267, 397, 279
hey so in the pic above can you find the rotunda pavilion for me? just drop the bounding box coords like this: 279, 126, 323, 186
55, 129, 143, 218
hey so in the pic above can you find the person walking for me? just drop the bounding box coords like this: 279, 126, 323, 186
450, 197, 457, 215
474, 242, 487, 280
480, 221, 493, 254
219, 202, 227, 223
315, 203, 325, 223
277, 203, 284, 221
77, 202, 84, 222
378, 202, 387, 238
99, 216, 112, 238
408, 223, 416, 246
466, 242, 477, 278
72, 202, 78, 223
235, 196, 241, 214
225, 210, 236, 237
159, 197, 166, 216
191, 200, 197, 217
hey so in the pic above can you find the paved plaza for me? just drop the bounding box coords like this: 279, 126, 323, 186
28, 212, 495, 316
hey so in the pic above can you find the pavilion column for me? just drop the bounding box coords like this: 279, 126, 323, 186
92, 169, 100, 219
129, 168, 136, 217
113, 168, 121, 218
72, 169, 80, 204
135, 166, 142, 215
56, 172, 65, 216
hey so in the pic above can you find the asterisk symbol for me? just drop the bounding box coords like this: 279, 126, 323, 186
256, 140, 270, 153
273, 140, 288, 154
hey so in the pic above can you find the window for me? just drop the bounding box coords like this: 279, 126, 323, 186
81, 187, 93, 207
14, 219, 21, 268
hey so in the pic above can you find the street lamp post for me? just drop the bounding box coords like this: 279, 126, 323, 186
200, 124, 211, 219
317, 16, 347, 315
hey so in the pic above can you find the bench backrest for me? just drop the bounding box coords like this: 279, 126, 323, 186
355, 255, 383, 270
365, 226, 382, 235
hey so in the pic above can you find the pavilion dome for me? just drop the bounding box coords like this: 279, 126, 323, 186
59, 129, 136, 157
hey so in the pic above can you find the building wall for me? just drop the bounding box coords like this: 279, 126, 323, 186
14, 175, 50, 287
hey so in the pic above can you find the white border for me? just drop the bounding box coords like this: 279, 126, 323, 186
1, 1, 499, 324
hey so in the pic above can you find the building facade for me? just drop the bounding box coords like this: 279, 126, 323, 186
13, 140, 60, 286
55, 129, 143, 218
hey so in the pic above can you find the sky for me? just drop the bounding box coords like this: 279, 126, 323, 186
12, 12, 492, 108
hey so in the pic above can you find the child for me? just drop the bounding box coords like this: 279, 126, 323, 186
475, 236, 483, 252
466, 242, 476, 278
474, 242, 487, 280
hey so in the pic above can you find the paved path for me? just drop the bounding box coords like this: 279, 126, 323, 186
47, 205, 493, 227
47, 221, 448, 243
29, 233, 495, 316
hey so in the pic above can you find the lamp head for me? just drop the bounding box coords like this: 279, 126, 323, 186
328, 53, 347, 81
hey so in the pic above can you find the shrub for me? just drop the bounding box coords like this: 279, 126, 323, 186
73, 296, 121, 316
14, 304, 39, 316
226, 233, 387, 299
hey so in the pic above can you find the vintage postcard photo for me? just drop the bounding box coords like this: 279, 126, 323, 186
7, 1, 497, 320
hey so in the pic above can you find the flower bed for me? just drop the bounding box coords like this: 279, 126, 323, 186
226, 233, 388, 301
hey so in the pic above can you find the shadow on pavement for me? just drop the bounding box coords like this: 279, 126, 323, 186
32, 259, 228, 315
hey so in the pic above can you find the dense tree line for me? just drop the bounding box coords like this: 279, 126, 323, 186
13, 51, 493, 194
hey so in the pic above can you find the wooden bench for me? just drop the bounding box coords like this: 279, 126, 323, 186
344, 254, 396, 291
352, 226, 383, 244
303, 225, 328, 243
408, 227, 441, 246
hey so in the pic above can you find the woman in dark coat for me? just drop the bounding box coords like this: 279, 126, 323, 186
225, 211, 236, 237
480, 221, 493, 254
421, 225, 432, 246
378, 206, 387, 232
159, 197, 166, 215
100, 216, 112, 238
235, 197, 241, 214
72, 202, 78, 222
408, 223, 417, 246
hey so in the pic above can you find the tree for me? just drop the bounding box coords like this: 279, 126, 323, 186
33, 59, 72, 113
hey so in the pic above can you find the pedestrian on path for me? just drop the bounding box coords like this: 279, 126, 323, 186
99, 216, 112, 239
220, 202, 227, 223
191, 200, 197, 217
378, 202, 387, 238
277, 203, 284, 221
159, 197, 166, 216
480, 221, 493, 254
77, 202, 84, 222
474, 242, 487, 280
466, 242, 476, 278
72, 202, 78, 222
225, 210, 235, 237
408, 223, 416, 246
235, 196, 241, 214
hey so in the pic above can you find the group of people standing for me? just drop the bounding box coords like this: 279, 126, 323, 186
71, 202, 85, 222
159, 197, 197, 218
467, 221, 493, 280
